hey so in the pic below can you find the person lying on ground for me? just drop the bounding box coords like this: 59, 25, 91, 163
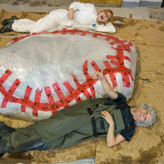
0, 1, 115, 34
0, 70, 156, 154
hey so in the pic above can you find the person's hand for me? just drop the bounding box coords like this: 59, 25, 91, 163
68, 8, 74, 20
101, 111, 114, 125
92, 70, 104, 80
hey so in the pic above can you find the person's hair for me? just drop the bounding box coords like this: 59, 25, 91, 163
135, 104, 156, 127
98, 9, 113, 24
105, 9, 113, 22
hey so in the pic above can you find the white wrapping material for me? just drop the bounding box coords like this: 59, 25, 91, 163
0, 30, 137, 121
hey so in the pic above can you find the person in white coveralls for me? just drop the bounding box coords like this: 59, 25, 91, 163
0, 1, 116, 34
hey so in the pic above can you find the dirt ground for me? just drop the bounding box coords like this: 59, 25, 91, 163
0, 9, 164, 164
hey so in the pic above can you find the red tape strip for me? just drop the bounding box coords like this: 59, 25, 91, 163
90, 61, 101, 72
103, 61, 117, 89
44, 87, 55, 105
83, 60, 96, 98
81, 31, 90, 36
1, 79, 21, 108
21, 86, 32, 112
71, 72, 92, 99
52, 82, 69, 108
63, 81, 82, 103
32, 89, 42, 117
0, 69, 12, 84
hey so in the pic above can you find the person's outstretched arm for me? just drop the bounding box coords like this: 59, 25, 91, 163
93, 70, 125, 146
101, 111, 125, 147
92, 70, 118, 100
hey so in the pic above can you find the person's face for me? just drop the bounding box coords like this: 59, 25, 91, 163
97, 11, 111, 24
133, 108, 153, 122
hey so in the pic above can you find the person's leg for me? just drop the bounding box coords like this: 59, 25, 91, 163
5, 103, 90, 153
4, 99, 101, 153
0, 121, 15, 154
0, 17, 34, 33
9, 11, 61, 33
27, 10, 65, 33
14, 139, 48, 152
0, 135, 9, 154
12, 19, 37, 33
0, 121, 48, 154
0, 12, 57, 33
0, 9, 71, 34
0, 137, 47, 154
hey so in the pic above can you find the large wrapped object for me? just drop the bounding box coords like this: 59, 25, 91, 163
0, 29, 137, 121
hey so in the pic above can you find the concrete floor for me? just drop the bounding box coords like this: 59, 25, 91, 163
0, 1, 163, 164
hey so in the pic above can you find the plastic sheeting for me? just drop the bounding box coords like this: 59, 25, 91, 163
0, 29, 137, 121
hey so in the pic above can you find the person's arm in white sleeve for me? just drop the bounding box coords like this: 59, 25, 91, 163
68, 2, 95, 20
94, 22, 116, 33
69, 1, 95, 11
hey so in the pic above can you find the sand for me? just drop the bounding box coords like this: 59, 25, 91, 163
0, 9, 164, 164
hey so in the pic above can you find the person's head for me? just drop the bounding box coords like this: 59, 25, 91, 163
97, 9, 113, 25
132, 104, 156, 127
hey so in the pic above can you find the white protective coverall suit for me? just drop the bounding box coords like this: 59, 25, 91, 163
12, 2, 116, 33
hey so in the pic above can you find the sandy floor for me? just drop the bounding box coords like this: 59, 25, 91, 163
0, 9, 164, 164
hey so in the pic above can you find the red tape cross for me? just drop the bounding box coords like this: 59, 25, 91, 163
81, 31, 90, 36
32, 89, 42, 117
52, 83, 69, 108
107, 55, 131, 62
63, 81, 82, 103
44, 87, 55, 105
70, 28, 82, 35
90, 61, 101, 72
110, 59, 132, 88
71, 72, 92, 100
0, 69, 12, 84
21, 86, 32, 112
83, 60, 96, 98
43, 87, 57, 114
1, 79, 21, 108
92, 33, 99, 38
103, 61, 117, 89
105, 35, 116, 42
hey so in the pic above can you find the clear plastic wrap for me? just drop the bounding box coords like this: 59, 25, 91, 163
0, 29, 137, 121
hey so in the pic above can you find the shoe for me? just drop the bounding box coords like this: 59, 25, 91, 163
0, 122, 14, 154
0, 136, 9, 154
2, 15, 18, 25
0, 22, 13, 33
0, 121, 15, 138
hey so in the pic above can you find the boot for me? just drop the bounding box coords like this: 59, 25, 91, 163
0, 21, 13, 33
0, 136, 9, 154
1, 15, 18, 25
0, 122, 14, 154
0, 121, 15, 138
